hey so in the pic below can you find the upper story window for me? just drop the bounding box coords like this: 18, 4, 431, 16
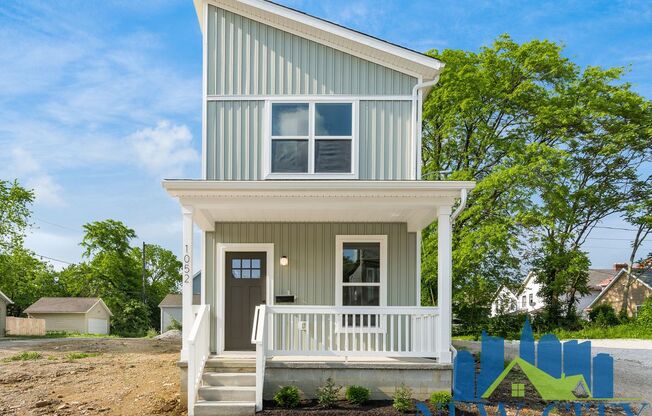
266, 101, 357, 179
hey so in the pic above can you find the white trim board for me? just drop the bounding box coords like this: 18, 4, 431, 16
216, 242, 274, 354
335, 235, 388, 333
206, 95, 413, 101
263, 99, 359, 180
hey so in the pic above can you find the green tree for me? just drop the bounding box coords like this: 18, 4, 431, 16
421, 35, 652, 326
0, 179, 34, 252
132, 244, 182, 331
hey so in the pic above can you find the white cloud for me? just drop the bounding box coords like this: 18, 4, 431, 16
128, 120, 199, 178
6, 148, 66, 207
24, 230, 82, 271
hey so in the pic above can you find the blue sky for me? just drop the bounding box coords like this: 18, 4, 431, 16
1, 0, 650, 273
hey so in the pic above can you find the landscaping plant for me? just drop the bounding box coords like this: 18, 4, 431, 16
345, 385, 370, 405
316, 377, 341, 408
430, 391, 452, 407
392, 384, 413, 413
588, 304, 619, 327
273, 385, 300, 408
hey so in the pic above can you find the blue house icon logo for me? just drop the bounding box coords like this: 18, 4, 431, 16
453, 319, 615, 402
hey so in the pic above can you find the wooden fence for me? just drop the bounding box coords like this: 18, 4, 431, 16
6, 317, 46, 336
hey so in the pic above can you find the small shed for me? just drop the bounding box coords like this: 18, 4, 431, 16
24, 297, 113, 334
0, 290, 13, 337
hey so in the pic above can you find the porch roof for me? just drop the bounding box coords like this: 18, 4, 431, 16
162, 180, 475, 231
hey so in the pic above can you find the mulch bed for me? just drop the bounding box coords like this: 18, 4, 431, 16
260, 400, 474, 415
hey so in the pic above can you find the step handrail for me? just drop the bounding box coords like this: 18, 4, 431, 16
251, 304, 267, 412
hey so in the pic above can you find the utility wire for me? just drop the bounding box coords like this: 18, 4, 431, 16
33, 217, 78, 233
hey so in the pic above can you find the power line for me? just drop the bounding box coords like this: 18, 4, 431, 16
34, 253, 74, 265
33, 217, 78, 233
593, 225, 638, 232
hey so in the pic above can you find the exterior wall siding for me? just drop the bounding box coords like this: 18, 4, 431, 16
29, 313, 87, 333
595, 277, 652, 317
204, 6, 417, 180
206, 101, 264, 180
206, 101, 413, 180
205, 223, 416, 352
207, 6, 417, 96
359, 101, 412, 180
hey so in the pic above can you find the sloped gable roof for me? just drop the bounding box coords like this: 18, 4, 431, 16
24, 297, 113, 316
193, 0, 443, 79
587, 268, 652, 310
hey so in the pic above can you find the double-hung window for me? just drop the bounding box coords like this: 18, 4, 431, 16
335, 235, 387, 331
266, 101, 357, 179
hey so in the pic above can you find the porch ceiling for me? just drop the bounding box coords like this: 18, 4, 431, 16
162, 180, 475, 232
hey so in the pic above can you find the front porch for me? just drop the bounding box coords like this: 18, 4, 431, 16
164, 180, 474, 414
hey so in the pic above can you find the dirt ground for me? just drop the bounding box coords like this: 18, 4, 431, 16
0, 337, 185, 416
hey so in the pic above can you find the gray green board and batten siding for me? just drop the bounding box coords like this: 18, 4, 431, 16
205, 5, 417, 181
204, 222, 417, 353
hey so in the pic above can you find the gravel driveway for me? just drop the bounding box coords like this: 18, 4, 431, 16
453, 339, 652, 404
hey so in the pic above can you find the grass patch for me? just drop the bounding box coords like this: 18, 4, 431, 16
65, 352, 101, 360
551, 324, 652, 340
4, 351, 42, 362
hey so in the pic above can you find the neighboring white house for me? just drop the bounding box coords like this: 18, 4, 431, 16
0, 290, 13, 337
490, 268, 618, 317
163, 1, 474, 414
24, 297, 113, 334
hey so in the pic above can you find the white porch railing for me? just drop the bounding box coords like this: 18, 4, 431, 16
251, 305, 440, 410
263, 306, 439, 358
188, 304, 210, 416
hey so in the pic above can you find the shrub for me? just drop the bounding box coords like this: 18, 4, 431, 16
345, 385, 370, 405
487, 313, 529, 339
274, 386, 300, 408
166, 318, 182, 331
111, 299, 151, 337
316, 377, 341, 408
3, 351, 41, 362
589, 304, 619, 327
145, 328, 158, 338
637, 297, 652, 329
392, 384, 413, 413
430, 391, 452, 407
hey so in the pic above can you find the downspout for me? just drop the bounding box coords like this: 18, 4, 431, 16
411, 76, 440, 180
450, 188, 468, 224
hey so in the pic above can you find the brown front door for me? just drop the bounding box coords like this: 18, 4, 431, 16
225, 251, 267, 351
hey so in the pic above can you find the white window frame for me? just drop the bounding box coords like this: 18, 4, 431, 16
335, 235, 387, 333
264, 99, 359, 180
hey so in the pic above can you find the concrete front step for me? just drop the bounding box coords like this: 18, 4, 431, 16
203, 372, 255, 387
204, 358, 256, 373
198, 385, 256, 402
194, 400, 255, 416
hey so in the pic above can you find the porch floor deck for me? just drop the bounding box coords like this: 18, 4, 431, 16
211, 353, 451, 369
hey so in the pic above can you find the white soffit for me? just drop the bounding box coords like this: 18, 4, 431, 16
194, 0, 443, 79
163, 180, 475, 231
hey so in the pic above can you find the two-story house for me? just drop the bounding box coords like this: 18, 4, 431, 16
163, 1, 474, 414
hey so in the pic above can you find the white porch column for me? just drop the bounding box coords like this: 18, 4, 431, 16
437, 206, 453, 364
180, 205, 194, 361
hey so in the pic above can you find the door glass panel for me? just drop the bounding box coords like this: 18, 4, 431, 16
315, 140, 351, 173
272, 103, 309, 136
230, 256, 263, 279
315, 103, 352, 136
271, 140, 309, 173
342, 242, 380, 283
